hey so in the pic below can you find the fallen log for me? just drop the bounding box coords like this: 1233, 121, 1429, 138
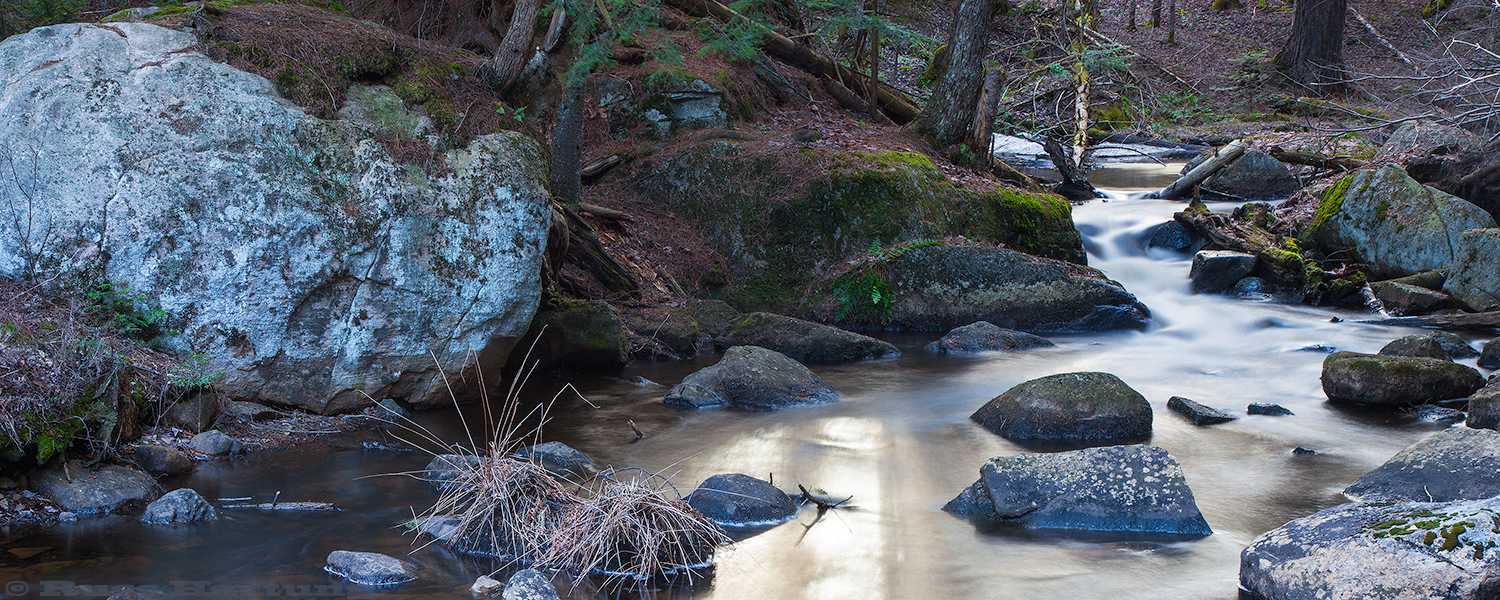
1267, 146, 1365, 172
221, 501, 340, 511
1145, 139, 1247, 199
580, 154, 623, 180
1357, 312, 1500, 331
578, 202, 633, 221
1043, 136, 1100, 200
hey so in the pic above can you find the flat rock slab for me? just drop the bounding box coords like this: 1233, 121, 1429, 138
325, 551, 418, 586
945, 445, 1211, 536
1344, 427, 1500, 503
664, 346, 839, 410
685, 473, 798, 527
1190, 250, 1257, 294
925, 321, 1055, 354
1322, 351, 1484, 405
141, 488, 220, 525
721, 312, 898, 363
1167, 396, 1237, 426
30, 461, 161, 515
971, 372, 1152, 442
1370, 280, 1454, 316
1241, 495, 1500, 600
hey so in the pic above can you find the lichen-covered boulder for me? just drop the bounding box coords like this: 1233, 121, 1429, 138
1444, 228, 1500, 312
140, 488, 220, 525
925, 321, 1054, 354
1240, 495, 1500, 600
720, 312, 898, 363
513, 301, 629, 369
1344, 427, 1500, 503
663, 345, 839, 410
1203, 149, 1300, 200
944, 445, 1210, 535
971, 372, 1152, 442
878, 246, 1151, 333
1379, 335, 1451, 361
1302, 165, 1496, 279
1321, 352, 1484, 405
0, 24, 549, 414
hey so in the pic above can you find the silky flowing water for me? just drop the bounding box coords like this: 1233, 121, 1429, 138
2, 163, 1485, 600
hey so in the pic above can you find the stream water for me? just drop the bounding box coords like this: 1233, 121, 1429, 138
2, 163, 1488, 600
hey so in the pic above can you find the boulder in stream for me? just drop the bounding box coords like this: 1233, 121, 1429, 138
971, 372, 1152, 442
1379, 335, 1452, 361
1247, 403, 1294, 416
1202, 149, 1301, 200
141, 488, 220, 525
1344, 427, 1500, 503
512, 442, 598, 478
133, 445, 193, 476
1432, 331, 1480, 359
945, 445, 1211, 535
1148, 221, 1195, 252
1466, 381, 1500, 430
1167, 396, 1237, 426
324, 550, 418, 586
685, 473, 798, 526
30, 460, 161, 515
1240, 495, 1500, 600
664, 346, 839, 410
501, 569, 559, 600
1190, 250, 1258, 295
1483, 339, 1500, 370
1444, 228, 1500, 312
1370, 280, 1455, 316
720, 312, 898, 363
1321, 351, 1484, 405
925, 322, 1055, 354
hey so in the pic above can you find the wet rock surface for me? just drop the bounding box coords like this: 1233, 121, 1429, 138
1370, 280, 1454, 316
925, 322, 1055, 354
324, 550, 418, 586
141, 488, 220, 525
1247, 403, 1294, 416
1378, 335, 1452, 360
1321, 351, 1484, 405
971, 372, 1152, 442
1466, 381, 1500, 430
30, 460, 161, 516
501, 569, 559, 600
1167, 396, 1237, 426
685, 473, 798, 526
721, 312, 898, 363
1344, 427, 1500, 503
1190, 250, 1258, 294
664, 346, 839, 410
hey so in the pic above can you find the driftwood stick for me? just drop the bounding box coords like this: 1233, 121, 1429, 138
1352, 8, 1415, 70
579, 203, 632, 221
1146, 139, 1247, 199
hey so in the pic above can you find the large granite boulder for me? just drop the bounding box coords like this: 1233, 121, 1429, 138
512, 301, 629, 369
970, 372, 1152, 442
944, 445, 1211, 535
685, 473, 798, 526
1444, 228, 1500, 312
1301, 165, 1496, 279
874, 246, 1150, 333
1379, 121, 1484, 188
1344, 427, 1500, 503
720, 312, 898, 363
1241, 495, 1500, 600
1320, 351, 1484, 405
1203, 149, 1300, 200
0, 24, 549, 413
30, 460, 161, 515
140, 488, 220, 525
924, 321, 1055, 354
664, 346, 839, 410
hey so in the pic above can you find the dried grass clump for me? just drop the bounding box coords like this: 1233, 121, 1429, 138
538, 477, 728, 580
427, 452, 580, 559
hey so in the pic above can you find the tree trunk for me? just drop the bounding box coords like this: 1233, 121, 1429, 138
912, 0, 1003, 147
483, 0, 542, 93
1272, 0, 1347, 92
866, 0, 880, 117
1166, 0, 1178, 43
1150, 0, 1161, 26
551, 84, 584, 209
964, 68, 1006, 165
1128, 0, 1137, 29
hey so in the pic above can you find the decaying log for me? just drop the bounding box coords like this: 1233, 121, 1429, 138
1357, 312, 1500, 331
542, 5, 568, 53
991, 159, 1044, 192
1043, 136, 1100, 200
580, 154, 624, 179
578, 203, 633, 221
1268, 146, 1366, 172
221, 501, 340, 511
563, 207, 639, 297
824, 80, 880, 118
1145, 139, 1247, 199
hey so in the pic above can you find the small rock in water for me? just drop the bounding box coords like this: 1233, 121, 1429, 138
628, 376, 658, 387
1147, 221, 1194, 252
1329, 317, 1343, 323
1248, 403, 1294, 416
925, 321, 1055, 354
1166, 396, 1237, 426
1292, 447, 1317, 455
471, 575, 503, 596
1189, 250, 1257, 295
502, 569, 559, 600
1411, 404, 1466, 425
685, 473, 798, 527
1293, 344, 1338, 354
141, 488, 220, 525
57, 512, 76, 521
189, 430, 242, 456
324, 550, 418, 586
1231, 276, 1268, 296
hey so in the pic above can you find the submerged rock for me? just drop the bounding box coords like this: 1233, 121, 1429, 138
945, 445, 1211, 535
971, 372, 1152, 442
30, 460, 161, 515
1410, 404, 1466, 425
1344, 427, 1500, 503
1167, 396, 1237, 426
0, 24, 549, 414
141, 488, 220, 525
664, 346, 839, 410
324, 551, 418, 586
925, 321, 1054, 354
513, 442, 598, 478
1379, 335, 1452, 360
720, 312, 898, 363
501, 569, 559, 600
1321, 351, 1484, 405
1190, 250, 1257, 294
1240, 495, 1500, 600
877, 246, 1150, 333
685, 473, 798, 526
133, 445, 193, 476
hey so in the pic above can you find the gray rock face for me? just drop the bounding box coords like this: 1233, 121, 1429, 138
1203, 150, 1300, 200
1483, 339, 1500, 370
324, 550, 418, 586
513, 442, 598, 478
30, 460, 161, 515
1432, 331, 1480, 359
1444, 228, 1500, 312
1148, 221, 1194, 251
1379, 335, 1452, 360
971, 372, 1152, 442
501, 569, 559, 600
721, 313, 898, 363
685, 473, 798, 526
516, 301, 629, 370
686, 300, 742, 338
188, 430, 241, 456
882, 246, 1150, 333
224, 401, 279, 421
945, 445, 1211, 535
0, 24, 549, 414
1167, 396, 1237, 426
1370, 280, 1455, 316
924, 321, 1055, 354
140, 488, 220, 525
1189, 250, 1258, 294
425, 454, 482, 492
133, 445, 193, 475
664, 346, 839, 410
1305, 165, 1496, 279
621, 307, 700, 356
1240, 495, 1500, 600
1344, 427, 1500, 503
1321, 351, 1484, 405
1466, 382, 1500, 430
164, 391, 219, 433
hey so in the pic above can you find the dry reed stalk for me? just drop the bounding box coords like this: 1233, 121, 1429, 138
537, 477, 728, 581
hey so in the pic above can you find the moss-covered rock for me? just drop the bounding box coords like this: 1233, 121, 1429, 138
720, 312, 898, 363
620, 307, 700, 356
1320, 351, 1484, 406
627, 142, 1084, 312
516, 301, 629, 370
970, 372, 1153, 442
1443, 228, 1500, 312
